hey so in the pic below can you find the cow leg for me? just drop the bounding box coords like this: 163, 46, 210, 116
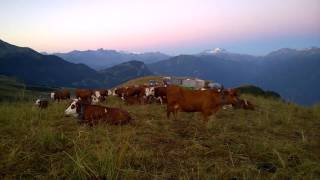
167, 104, 176, 119
202, 110, 212, 122
213, 106, 221, 114
173, 104, 180, 120
159, 97, 163, 105
166, 107, 171, 119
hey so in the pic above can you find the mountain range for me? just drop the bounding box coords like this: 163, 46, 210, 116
148, 47, 320, 105
1, 39, 319, 105
52, 49, 170, 70
0, 39, 153, 88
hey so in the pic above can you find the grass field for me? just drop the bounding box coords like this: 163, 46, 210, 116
0, 77, 320, 179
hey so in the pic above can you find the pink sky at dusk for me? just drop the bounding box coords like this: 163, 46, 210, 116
0, 0, 319, 55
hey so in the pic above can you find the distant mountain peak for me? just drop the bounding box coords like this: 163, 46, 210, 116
202, 48, 227, 54
267, 47, 320, 56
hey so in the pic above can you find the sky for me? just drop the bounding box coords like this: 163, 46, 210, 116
0, 0, 319, 55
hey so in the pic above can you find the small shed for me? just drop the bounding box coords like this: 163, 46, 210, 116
170, 77, 186, 85
182, 78, 205, 89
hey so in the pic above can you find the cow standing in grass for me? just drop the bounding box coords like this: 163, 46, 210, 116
154, 86, 167, 104
75, 89, 103, 104
166, 85, 240, 122
50, 89, 70, 102
124, 85, 155, 104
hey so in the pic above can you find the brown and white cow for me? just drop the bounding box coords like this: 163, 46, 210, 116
65, 99, 133, 125
236, 99, 255, 110
114, 87, 128, 99
154, 86, 167, 104
75, 89, 102, 104
124, 85, 155, 104
35, 99, 48, 109
93, 89, 112, 102
50, 89, 70, 102
166, 85, 240, 122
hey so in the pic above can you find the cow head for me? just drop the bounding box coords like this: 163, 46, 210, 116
65, 99, 79, 117
221, 89, 240, 106
145, 87, 155, 97
50, 92, 55, 99
91, 95, 99, 105
35, 99, 41, 105
94, 91, 101, 98
108, 90, 113, 96
112, 88, 117, 96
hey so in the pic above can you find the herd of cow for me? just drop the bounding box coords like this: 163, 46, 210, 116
34, 84, 255, 126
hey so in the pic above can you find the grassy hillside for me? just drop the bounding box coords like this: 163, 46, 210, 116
0, 79, 319, 179
0, 75, 56, 102
117, 76, 163, 87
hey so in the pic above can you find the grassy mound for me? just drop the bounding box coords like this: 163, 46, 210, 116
0, 93, 319, 179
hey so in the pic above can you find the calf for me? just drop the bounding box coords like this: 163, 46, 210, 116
65, 99, 133, 125
35, 99, 48, 109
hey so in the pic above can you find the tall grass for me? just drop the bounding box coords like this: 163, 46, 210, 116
0, 95, 319, 179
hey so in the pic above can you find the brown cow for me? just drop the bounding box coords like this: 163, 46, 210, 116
50, 89, 70, 102
65, 99, 133, 125
166, 85, 239, 122
76, 89, 93, 101
125, 86, 144, 98
76, 89, 93, 100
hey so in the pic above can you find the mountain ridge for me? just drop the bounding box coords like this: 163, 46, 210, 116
149, 47, 320, 105
0, 40, 154, 88
53, 48, 170, 70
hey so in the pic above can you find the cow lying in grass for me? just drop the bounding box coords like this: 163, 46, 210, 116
64, 99, 132, 126
237, 99, 255, 110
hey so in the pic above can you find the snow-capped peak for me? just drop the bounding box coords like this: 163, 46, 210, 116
202, 48, 227, 54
